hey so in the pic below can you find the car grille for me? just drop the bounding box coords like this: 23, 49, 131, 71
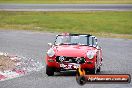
56, 56, 85, 64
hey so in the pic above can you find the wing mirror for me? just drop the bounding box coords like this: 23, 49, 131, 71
48, 43, 53, 47
96, 45, 101, 50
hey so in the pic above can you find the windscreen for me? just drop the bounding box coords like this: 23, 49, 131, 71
54, 35, 89, 45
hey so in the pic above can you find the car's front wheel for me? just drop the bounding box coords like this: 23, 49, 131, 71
97, 66, 101, 72
90, 68, 97, 74
46, 65, 54, 76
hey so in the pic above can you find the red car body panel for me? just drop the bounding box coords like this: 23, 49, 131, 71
54, 45, 94, 57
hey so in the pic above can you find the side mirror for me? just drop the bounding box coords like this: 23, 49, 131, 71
95, 41, 98, 47
92, 36, 98, 48
48, 43, 52, 47
96, 46, 101, 50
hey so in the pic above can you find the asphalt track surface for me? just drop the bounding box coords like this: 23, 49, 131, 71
0, 30, 132, 88
0, 4, 132, 11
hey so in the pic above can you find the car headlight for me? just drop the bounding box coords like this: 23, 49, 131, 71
86, 51, 95, 59
47, 48, 55, 57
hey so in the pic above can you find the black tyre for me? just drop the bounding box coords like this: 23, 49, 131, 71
97, 66, 101, 72
84, 69, 89, 74
46, 65, 54, 76
90, 68, 96, 74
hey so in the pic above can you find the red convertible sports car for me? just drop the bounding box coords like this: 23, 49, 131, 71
46, 33, 103, 76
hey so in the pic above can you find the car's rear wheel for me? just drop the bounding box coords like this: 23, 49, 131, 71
46, 65, 54, 76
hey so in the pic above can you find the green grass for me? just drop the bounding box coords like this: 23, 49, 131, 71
0, 0, 132, 4
0, 11, 132, 39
